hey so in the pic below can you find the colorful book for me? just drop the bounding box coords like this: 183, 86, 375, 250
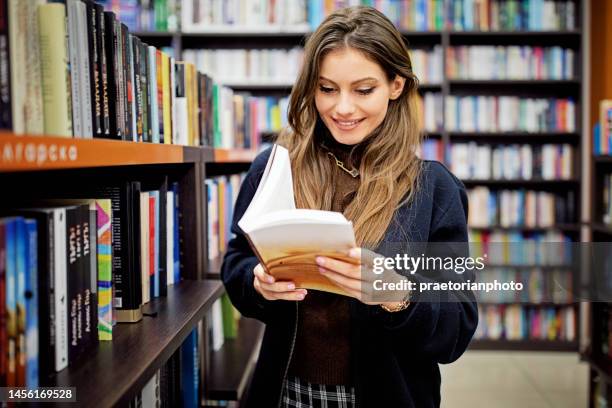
96, 200, 113, 340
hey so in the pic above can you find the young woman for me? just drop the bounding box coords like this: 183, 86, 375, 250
222, 6, 478, 408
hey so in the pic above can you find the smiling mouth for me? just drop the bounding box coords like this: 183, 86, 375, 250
332, 118, 365, 129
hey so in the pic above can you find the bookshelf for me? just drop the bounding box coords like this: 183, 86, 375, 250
51, 281, 223, 408
154, 3, 585, 356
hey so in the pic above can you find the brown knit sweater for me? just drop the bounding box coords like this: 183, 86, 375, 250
287, 140, 361, 386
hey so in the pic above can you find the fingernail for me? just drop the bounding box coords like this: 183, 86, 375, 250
297, 294, 305, 300
316, 257, 325, 265
267, 276, 274, 284
349, 248, 359, 258
287, 283, 295, 290
318, 267, 326, 274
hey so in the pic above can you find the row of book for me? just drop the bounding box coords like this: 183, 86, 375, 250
182, 0, 308, 32
129, 328, 200, 408
476, 268, 573, 304
475, 304, 576, 341
3, 1, 235, 147
418, 138, 443, 162
206, 174, 245, 262
0, 180, 183, 386
207, 294, 241, 353
418, 92, 444, 132
446, 0, 576, 32
309, 0, 445, 32
448, 143, 574, 181
101, 0, 179, 32
411, 47, 443, 85
469, 231, 574, 266
468, 187, 576, 229
446, 46, 575, 80
603, 173, 612, 226
594, 100, 612, 156
445, 96, 577, 133
183, 48, 304, 85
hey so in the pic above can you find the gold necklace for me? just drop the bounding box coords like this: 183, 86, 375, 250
326, 151, 360, 178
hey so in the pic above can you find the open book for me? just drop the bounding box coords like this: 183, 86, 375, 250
238, 144, 358, 296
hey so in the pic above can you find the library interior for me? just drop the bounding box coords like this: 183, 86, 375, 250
0, 0, 611, 407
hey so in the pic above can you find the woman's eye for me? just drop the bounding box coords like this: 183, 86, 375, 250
356, 88, 374, 95
319, 85, 335, 94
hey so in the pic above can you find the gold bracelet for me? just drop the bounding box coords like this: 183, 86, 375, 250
380, 291, 411, 313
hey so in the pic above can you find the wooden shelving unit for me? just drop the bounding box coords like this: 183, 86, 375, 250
50, 281, 224, 408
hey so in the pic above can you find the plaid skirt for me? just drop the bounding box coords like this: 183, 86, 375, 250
281, 376, 356, 408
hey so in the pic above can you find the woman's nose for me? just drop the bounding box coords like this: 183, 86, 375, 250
336, 93, 356, 116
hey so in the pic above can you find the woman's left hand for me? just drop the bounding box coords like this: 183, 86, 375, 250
316, 247, 410, 309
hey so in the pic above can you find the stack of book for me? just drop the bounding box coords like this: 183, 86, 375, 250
183, 48, 303, 85
100, 0, 180, 32
129, 328, 200, 408
182, 0, 308, 32
418, 93, 444, 132
308, 0, 445, 31
445, 96, 576, 133
205, 174, 245, 264
475, 304, 576, 342
467, 187, 575, 228
445, 0, 576, 31
448, 143, 574, 180
410, 47, 443, 84
447, 46, 575, 80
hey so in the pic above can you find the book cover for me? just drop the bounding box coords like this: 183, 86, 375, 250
238, 145, 357, 296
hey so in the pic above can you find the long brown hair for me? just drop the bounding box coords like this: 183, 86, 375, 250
278, 6, 422, 246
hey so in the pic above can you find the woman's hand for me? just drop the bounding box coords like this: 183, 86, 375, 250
316, 248, 409, 309
253, 263, 308, 301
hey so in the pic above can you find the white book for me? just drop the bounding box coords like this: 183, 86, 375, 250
211, 298, 224, 351
53, 208, 68, 372
141, 371, 157, 408
140, 192, 150, 304
166, 191, 174, 286
66, 0, 82, 137
238, 145, 357, 296
76, 0, 93, 138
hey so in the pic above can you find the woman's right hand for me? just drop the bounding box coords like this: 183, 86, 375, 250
253, 264, 308, 301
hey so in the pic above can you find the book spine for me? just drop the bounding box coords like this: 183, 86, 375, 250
24, 219, 38, 387
139, 191, 150, 305
156, 49, 164, 144
0, 0, 11, 130
161, 52, 171, 144
127, 34, 137, 141
172, 182, 180, 283
24, 0, 44, 134
8, 0, 24, 134
67, 1, 82, 138
83, 206, 96, 351
158, 179, 167, 296
96, 4, 110, 138
166, 190, 174, 287
132, 37, 143, 142
5, 219, 16, 386
95, 200, 112, 340
114, 21, 125, 141
85, 0, 102, 138
35, 212, 55, 379
174, 62, 187, 146
38, 3, 72, 137
148, 193, 155, 300
148, 46, 159, 143
140, 41, 150, 142
66, 207, 80, 364
121, 23, 132, 142
180, 328, 199, 408
76, 1, 93, 138
53, 209, 68, 372
15, 218, 26, 386
103, 12, 119, 139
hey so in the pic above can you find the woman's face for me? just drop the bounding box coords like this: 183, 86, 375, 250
315, 47, 405, 145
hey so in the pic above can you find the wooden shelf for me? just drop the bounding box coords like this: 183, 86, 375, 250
0, 134, 193, 172
469, 339, 578, 351
449, 30, 581, 38
594, 155, 612, 164
462, 178, 579, 186
591, 223, 612, 235
49, 280, 224, 408
448, 79, 581, 89
210, 148, 258, 163
206, 318, 265, 401
588, 354, 612, 385
132, 31, 178, 38
448, 131, 580, 143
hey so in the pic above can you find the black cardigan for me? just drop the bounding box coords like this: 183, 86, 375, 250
221, 147, 479, 408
